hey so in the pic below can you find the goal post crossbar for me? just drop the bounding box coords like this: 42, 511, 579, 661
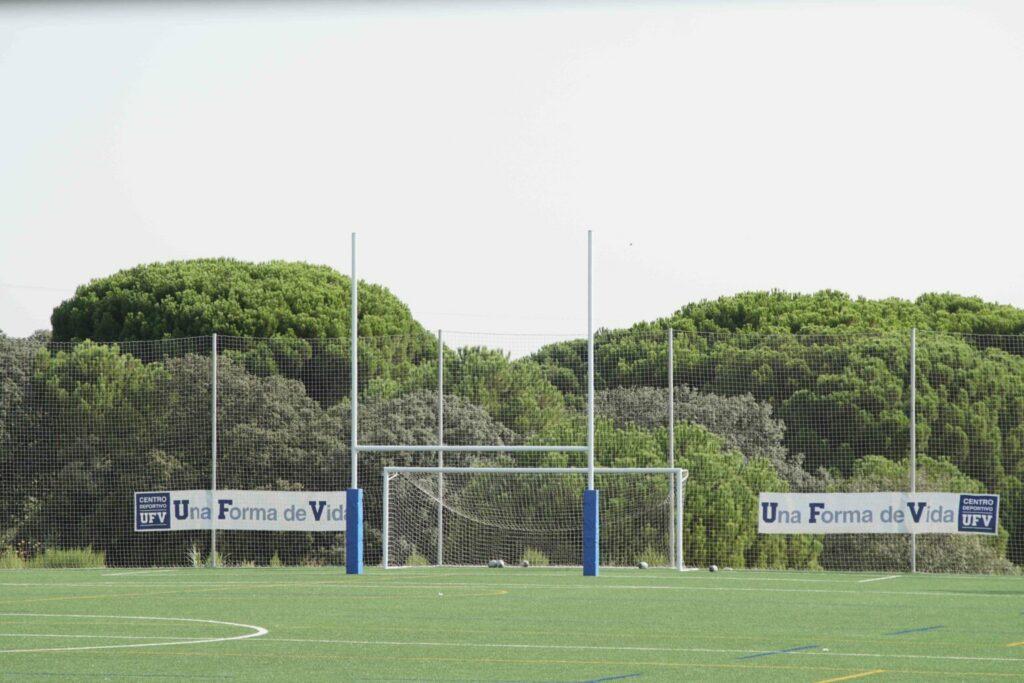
381, 466, 687, 571
361, 445, 588, 453
384, 466, 688, 476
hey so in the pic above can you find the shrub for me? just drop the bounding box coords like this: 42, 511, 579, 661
635, 547, 668, 568
26, 547, 105, 569
0, 548, 25, 569
521, 547, 550, 567
405, 551, 431, 566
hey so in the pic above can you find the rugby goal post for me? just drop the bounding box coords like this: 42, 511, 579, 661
382, 466, 688, 570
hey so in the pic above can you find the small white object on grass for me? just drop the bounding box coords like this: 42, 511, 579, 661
438, 592, 443, 597
822, 648, 829, 652
709, 564, 719, 572
638, 561, 649, 570
488, 559, 505, 568
521, 560, 530, 568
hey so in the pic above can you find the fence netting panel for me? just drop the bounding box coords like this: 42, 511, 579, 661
386, 470, 677, 568
0, 336, 212, 567
0, 329, 1021, 573
215, 336, 347, 567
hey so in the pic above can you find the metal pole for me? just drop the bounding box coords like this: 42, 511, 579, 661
668, 328, 675, 568
436, 329, 444, 566
350, 233, 358, 489
587, 230, 595, 489
381, 471, 389, 568
210, 333, 218, 568
910, 327, 917, 573
676, 469, 684, 571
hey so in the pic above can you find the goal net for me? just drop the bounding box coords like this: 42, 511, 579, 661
382, 466, 687, 569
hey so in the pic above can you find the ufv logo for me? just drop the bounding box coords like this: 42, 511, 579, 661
957, 494, 998, 534
135, 491, 171, 531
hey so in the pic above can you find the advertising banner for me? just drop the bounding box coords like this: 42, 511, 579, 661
758, 492, 999, 535
134, 490, 346, 532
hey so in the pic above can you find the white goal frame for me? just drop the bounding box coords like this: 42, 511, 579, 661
381, 466, 689, 571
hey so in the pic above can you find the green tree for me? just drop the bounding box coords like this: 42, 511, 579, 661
447, 347, 567, 437
51, 259, 437, 405
594, 385, 819, 490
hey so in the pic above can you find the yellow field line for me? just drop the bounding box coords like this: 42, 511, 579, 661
815, 669, 886, 683
1009, 642, 1024, 647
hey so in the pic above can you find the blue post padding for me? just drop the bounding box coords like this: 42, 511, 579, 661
346, 488, 364, 574
583, 489, 599, 576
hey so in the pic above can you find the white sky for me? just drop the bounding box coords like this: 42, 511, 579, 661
2, 1, 1024, 340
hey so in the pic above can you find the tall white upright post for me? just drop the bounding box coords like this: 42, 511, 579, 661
668, 327, 675, 569
675, 469, 684, 571
381, 471, 389, 568
210, 333, 218, 568
583, 230, 598, 576
351, 234, 358, 491
587, 230, 595, 490
436, 329, 444, 566
910, 328, 917, 574
346, 232, 363, 574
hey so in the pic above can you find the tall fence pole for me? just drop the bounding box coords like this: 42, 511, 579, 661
668, 327, 675, 569
210, 333, 218, 568
910, 327, 917, 573
436, 329, 444, 566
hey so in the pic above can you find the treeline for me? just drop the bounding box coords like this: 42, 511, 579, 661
0, 262, 1020, 572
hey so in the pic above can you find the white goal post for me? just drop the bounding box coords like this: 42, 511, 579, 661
382, 466, 688, 570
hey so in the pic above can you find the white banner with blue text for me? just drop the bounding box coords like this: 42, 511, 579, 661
758, 492, 999, 535
134, 490, 346, 532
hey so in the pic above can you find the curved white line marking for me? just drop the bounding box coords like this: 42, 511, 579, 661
0, 612, 267, 654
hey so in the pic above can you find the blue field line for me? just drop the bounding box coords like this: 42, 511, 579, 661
580, 675, 641, 683
886, 625, 944, 636
737, 644, 819, 660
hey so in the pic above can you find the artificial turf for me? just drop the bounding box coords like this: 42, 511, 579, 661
0, 567, 1021, 681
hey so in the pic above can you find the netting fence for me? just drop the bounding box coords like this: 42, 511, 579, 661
0, 329, 1021, 573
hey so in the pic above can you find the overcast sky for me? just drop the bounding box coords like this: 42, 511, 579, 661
2, 1, 1023, 341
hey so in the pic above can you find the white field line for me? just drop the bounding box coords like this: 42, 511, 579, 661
261, 636, 1024, 664
0, 632, 210, 641
0, 580, 1020, 600
102, 569, 178, 577
0, 613, 267, 655
0, 575, 868, 586
858, 575, 901, 584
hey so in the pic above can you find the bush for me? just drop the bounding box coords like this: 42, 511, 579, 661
635, 547, 668, 568
520, 548, 550, 567
26, 547, 105, 568
405, 551, 431, 566
0, 548, 25, 569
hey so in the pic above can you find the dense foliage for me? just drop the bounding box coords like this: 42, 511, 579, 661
51, 259, 429, 341
531, 292, 1024, 566
3, 280, 1023, 571
50, 259, 438, 405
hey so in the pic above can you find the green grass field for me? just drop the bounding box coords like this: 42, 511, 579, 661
0, 567, 1021, 681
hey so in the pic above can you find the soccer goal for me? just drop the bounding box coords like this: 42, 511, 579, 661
381, 466, 688, 570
